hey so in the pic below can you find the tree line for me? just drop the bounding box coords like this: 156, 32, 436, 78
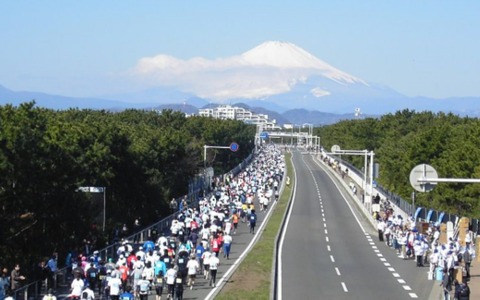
316, 109, 480, 219
0, 101, 255, 267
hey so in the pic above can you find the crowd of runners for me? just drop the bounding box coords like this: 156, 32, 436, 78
64, 145, 285, 300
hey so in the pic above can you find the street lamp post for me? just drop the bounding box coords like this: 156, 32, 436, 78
302, 123, 313, 148
203, 143, 240, 187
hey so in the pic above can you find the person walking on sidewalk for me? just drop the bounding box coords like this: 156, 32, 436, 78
377, 219, 385, 242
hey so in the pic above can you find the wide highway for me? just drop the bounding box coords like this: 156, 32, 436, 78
278, 150, 436, 300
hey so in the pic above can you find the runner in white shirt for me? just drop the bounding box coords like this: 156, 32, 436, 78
70, 276, 84, 298
186, 256, 199, 290
165, 266, 177, 299
209, 253, 220, 288
107, 274, 122, 300
202, 250, 212, 280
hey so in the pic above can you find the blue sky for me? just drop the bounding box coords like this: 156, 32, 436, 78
1, 1, 479, 99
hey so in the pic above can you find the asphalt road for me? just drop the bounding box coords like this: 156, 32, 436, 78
278, 151, 435, 300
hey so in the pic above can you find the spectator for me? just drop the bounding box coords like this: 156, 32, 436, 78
170, 198, 178, 214
10, 264, 25, 291
0, 267, 9, 300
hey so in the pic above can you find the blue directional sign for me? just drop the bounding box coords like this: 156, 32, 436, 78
229, 142, 239, 152
259, 132, 269, 139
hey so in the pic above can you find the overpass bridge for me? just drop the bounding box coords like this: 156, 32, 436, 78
255, 130, 320, 149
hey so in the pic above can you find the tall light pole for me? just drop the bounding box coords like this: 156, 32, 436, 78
302, 123, 313, 148
204, 143, 240, 187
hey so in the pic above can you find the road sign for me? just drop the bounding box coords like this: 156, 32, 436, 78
409, 164, 438, 192
331, 144, 341, 153
229, 142, 239, 152
259, 132, 269, 139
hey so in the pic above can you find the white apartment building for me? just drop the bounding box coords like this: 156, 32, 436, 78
199, 105, 277, 129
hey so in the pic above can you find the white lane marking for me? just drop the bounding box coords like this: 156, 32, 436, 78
323, 223, 327, 228
384, 263, 391, 267
276, 158, 300, 300
388, 267, 395, 272
326, 237, 329, 242
376, 253, 383, 257
341, 282, 348, 292
398, 279, 406, 284
330, 255, 335, 262
335, 267, 341, 276
324, 229, 328, 234
403, 286, 412, 291
311, 156, 419, 299
327, 245, 331, 251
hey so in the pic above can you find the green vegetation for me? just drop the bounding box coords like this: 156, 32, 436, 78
0, 101, 255, 267
216, 152, 293, 300
316, 109, 480, 218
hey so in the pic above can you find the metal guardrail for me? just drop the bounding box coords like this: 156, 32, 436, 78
12, 152, 255, 299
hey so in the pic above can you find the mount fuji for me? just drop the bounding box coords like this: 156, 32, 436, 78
1, 41, 480, 118
127, 41, 480, 116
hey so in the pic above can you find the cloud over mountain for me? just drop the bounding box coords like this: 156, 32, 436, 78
132, 41, 366, 101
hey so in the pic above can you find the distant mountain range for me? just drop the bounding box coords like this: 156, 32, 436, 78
0, 84, 364, 125
1, 41, 480, 125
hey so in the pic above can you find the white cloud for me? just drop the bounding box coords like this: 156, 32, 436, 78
130, 41, 365, 100
132, 55, 302, 100
311, 87, 331, 97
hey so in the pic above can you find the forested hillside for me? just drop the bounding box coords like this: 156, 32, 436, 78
0, 102, 255, 266
316, 109, 480, 219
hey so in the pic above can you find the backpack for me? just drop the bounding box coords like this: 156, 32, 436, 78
464, 250, 472, 263
81, 291, 89, 300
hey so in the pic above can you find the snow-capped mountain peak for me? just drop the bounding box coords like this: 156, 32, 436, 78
241, 41, 366, 85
